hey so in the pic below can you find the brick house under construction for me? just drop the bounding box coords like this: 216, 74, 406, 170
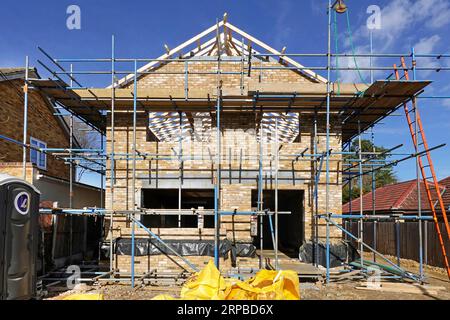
105, 22, 346, 274
30, 19, 432, 275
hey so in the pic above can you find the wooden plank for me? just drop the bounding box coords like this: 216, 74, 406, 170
356, 281, 445, 295
111, 21, 225, 88
355, 284, 438, 295
330, 269, 361, 279
181, 37, 217, 57
74, 88, 213, 99
186, 37, 218, 57
226, 22, 327, 83
248, 81, 369, 96
379, 282, 446, 291
230, 38, 257, 57
354, 286, 438, 295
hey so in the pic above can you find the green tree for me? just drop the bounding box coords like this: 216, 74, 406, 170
342, 139, 397, 204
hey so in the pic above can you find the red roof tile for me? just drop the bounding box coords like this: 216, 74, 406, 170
342, 177, 448, 214
439, 177, 450, 209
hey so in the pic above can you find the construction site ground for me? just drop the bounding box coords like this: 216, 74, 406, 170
46, 255, 450, 300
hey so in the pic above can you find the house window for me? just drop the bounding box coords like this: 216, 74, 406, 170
30, 137, 47, 170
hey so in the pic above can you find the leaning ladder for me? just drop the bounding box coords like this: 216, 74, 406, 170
394, 57, 450, 279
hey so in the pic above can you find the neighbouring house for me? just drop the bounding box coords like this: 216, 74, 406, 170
441, 177, 450, 212
0, 67, 102, 208
342, 177, 450, 268
342, 177, 449, 217
0, 68, 104, 271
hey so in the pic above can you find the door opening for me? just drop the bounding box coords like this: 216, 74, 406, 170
251, 189, 304, 258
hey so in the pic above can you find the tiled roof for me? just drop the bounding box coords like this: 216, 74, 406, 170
342, 177, 448, 214
439, 176, 450, 209
0, 67, 39, 81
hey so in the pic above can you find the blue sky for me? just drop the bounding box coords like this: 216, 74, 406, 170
1, 0, 449, 187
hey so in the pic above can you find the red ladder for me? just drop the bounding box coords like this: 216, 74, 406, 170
394, 57, 450, 279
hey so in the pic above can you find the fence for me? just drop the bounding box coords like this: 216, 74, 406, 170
344, 220, 450, 268
38, 215, 103, 274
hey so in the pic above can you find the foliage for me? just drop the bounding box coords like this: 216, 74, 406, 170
342, 139, 397, 204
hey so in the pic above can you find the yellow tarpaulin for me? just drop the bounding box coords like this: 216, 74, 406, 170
153, 260, 300, 300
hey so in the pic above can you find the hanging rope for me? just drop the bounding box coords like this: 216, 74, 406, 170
345, 9, 369, 86
333, 10, 341, 96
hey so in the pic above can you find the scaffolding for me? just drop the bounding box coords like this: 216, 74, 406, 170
2, 2, 450, 289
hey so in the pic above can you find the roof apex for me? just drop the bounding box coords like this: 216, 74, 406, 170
110, 19, 327, 88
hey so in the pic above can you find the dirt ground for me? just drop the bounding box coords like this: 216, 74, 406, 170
46, 255, 450, 300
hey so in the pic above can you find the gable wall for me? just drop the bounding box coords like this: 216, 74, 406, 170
126, 59, 314, 92
0, 80, 70, 180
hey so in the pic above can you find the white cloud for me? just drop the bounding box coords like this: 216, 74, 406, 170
336, 0, 450, 83
273, 0, 293, 49
414, 35, 441, 77
353, 0, 450, 51
415, 0, 450, 29
336, 44, 372, 83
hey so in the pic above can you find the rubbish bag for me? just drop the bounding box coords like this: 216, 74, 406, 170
62, 293, 104, 300
161, 259, 300, 300
180, 260, 227, 300
221, 269, 300, 300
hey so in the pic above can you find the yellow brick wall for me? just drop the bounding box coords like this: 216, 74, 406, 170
0, 80, 70, 180
126, 60, 313, 92
0, 162, 35, 184
105, 112, 342, 242
105, 59, 342, 271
